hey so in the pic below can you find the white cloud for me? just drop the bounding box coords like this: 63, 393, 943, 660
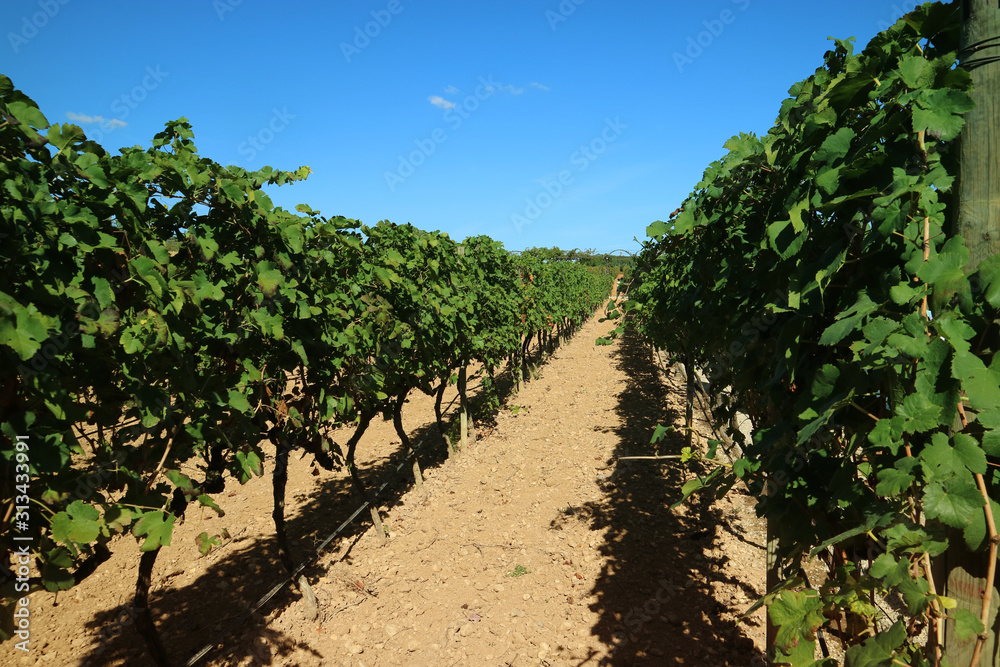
444, 85, 459, 94
428, 95, 456, 110
66, 111, 127, 128
530, 82, 550, 91
500, 84, 524, 95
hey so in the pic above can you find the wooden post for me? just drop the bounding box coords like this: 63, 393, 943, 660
941, 540, 1000, 664
943, 1, 1000, 662
684, 348, 695, 449
956, 0, 1000, 273
766, 518, 779, 665
458, 365, 468, 450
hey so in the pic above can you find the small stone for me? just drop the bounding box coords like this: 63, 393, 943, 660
522, 593, 531, 601
349, 644, 363, 654
385, 624, 399, 637
407, 640, 420, 652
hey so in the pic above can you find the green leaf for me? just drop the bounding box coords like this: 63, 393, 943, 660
92, 277, 113, 310
651, 424, 674, 444
227, 389, 251, 413
132, 511, 177, 552
983, 429, 1000, 457
0, 303, 51, 360
7, 99, 49, 129
197, 494, 225, 517
884, 523, 949, 556
195, 531, 222, 556
897, 393, 942, 434
145, 239, 169, 265
953, 608, 985, 643
235, 450, 263, 483
890, 282, 922, 306
898, 56, 930, 88
814, 127, 855, 164
256, 264, 283, 297
50, 501, 101, 546
39, 547, 76, 592
975, 252, 1000, 308
912, 88, 975, 141
870, 553, 910, 587
769, 590, 826, 651
868, 416, 904, 454
920, 432, 987, 481
953, 351, 1000, 411
165, 469, 194, 490
774, 638, 819, 667
876, 457, 917, 497
897, 573, 932, 615
47, 122, 83, 150
861, 317, 897, 348
843, 621, 906, 667
963, 499, 1000, 551
646, 220, 669, 238
130, 255, 167, 298
922, 480, 984, 530
819, 295, 877, 345
104, 506, 133, 534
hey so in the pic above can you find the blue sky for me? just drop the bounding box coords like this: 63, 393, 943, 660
4, 0, 923, 254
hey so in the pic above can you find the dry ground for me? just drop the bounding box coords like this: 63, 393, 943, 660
8, 306, 768, 666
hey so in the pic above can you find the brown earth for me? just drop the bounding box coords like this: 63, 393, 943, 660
8, 305, 768, 666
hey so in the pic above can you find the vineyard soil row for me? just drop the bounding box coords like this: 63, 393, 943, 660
11, 306, 766, 667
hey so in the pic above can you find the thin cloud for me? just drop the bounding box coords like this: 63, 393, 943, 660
66, 111, 127, 127
530, 82, 550, 91
500, 84, 524, 95
444, 85, 459, 94
428, 95, 456, 110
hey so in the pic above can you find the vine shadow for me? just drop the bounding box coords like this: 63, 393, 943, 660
577, 330, 767, 665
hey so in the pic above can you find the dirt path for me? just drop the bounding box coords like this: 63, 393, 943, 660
12, 308, 767, 666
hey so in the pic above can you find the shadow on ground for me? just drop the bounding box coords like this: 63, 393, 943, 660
577, 330, 767, 666
77, 335, 568, 666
